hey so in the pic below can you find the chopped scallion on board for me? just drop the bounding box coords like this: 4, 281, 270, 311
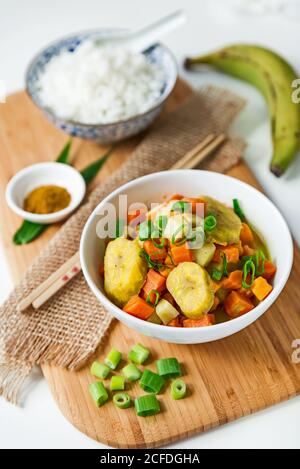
90, 361, 110, 379
113, 393, 131, 409
110, 375, 126, 391
140, 369, 165, 394
122, 364, 142, 382
105, 348, 122, 370
135, 394, 161, 417
156, 358, 181, 380
171, 379, 187, 400
89, 382, 109, 407
128, 343, 150, 365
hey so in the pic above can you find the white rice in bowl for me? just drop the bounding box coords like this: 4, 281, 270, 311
37, 40, 166, 125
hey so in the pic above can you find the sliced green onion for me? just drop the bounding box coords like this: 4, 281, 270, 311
89, 382, 109, 407
152, 238, 166, 249
90, 361, 110, 379
115, 218, 125, 238
242, 259, 256, 289
171, 379, 187, 400
204, 214, 217, 231
140, 249, 163, 271
122, 364, 142, 382
171, 200, 191, 213
255, 250, 265, 275
147, 312, 162, 325
157, 215, 168, 234
211, 267, 223, 282
165, 250, 176, 266
139, 220, 154, 241
110, 375, 126, 391
146, 290, 160, 306
128, 343, 150, 365
140, 369, 165, 394
233, 198, 246, 222
171, 224, 187, 246
135, 394, 160, 417
221, 252, 228, 277
211, 252, 228, 281
105, 348, 122, 370
241, 255, 253, 265
113, 392, 131, 409
156, 358, 181, 380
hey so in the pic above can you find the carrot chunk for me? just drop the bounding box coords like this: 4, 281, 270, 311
143, 239, 167, 262
142, 269, 166, 304
164, 252, 175, 267
222, 270, 243, 290
210, 296, 220, 312
211, 280, 222, 293
262, 260, 277, 280
224, 291, 254, 318
251, 276, 272, 301
127, 209, 145, 225
236, 240, 243, 255
123, 295, 154, 320
183, 314, 215, 327
99, 263, 105, 277
240, 223, 254, 245
168, 193, 183, 201
238, 287, 254, 298
159, 267, 173, 278
243, 245, 255, 256
162, 292, 176, 307
213, 246, 240, 264
170, 243, 194, 264
168, 317, 181, 327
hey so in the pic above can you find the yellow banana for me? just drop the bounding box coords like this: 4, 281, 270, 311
104, 238, 147, 307
203, 196, 241, 245
166, 262, 214, 319
185, 44, 300, 176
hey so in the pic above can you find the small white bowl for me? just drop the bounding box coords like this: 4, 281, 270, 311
6, 162, 86, 224
80, 170, 293, 344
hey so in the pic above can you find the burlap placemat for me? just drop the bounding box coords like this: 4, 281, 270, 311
0, 86, 246, 404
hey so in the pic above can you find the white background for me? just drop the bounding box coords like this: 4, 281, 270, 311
0, 0, 299, 449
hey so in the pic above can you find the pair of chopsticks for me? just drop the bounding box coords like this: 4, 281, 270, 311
18, 133, 226, 313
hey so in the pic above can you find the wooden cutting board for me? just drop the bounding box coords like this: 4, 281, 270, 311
0, 80, 300, 449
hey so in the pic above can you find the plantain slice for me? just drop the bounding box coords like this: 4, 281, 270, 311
166, 262, 214, 319
104, 238, 147, 307
203, 196, 242, 245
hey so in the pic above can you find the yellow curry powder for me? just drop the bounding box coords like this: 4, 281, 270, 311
24, 185, 71, 214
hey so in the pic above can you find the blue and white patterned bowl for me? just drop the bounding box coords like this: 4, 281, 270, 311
26, 29, 178, 143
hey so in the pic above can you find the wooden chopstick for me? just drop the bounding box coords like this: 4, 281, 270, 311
18, 252, 81, 312
32, 256, 82, 309
171, 134, 215, 169
19, 133, 226, 313
171, 133, 226, 170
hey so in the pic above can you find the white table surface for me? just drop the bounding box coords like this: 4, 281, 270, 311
0, 0, 299, 449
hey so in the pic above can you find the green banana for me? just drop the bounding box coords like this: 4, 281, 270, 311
185, 44, 300, 176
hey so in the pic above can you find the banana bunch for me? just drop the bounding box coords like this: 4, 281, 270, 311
185, 44, 300, 176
